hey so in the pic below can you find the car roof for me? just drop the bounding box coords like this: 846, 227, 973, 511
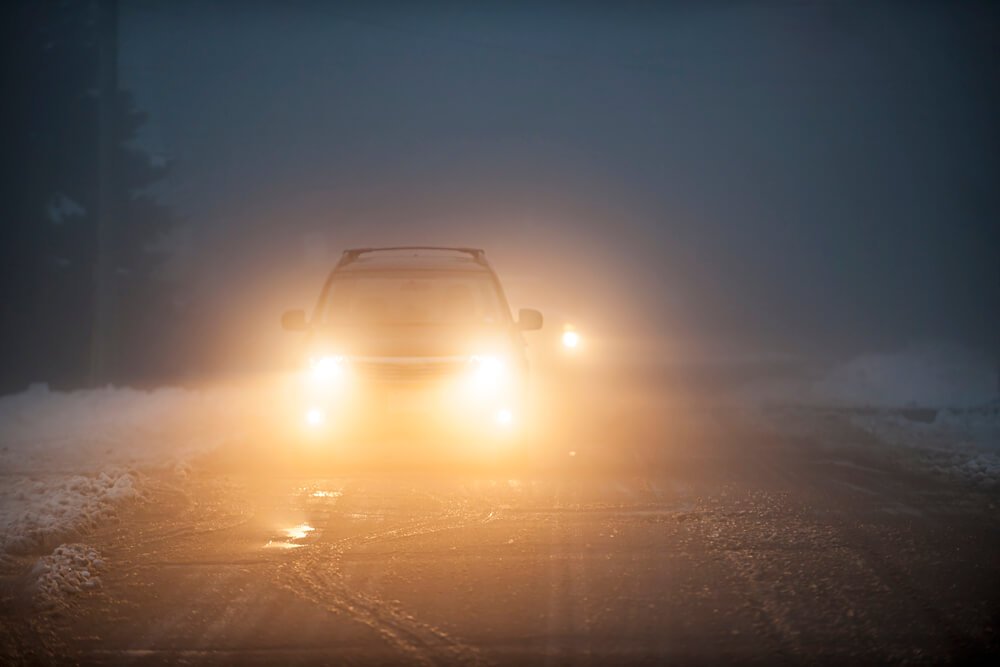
335, 253, 492, 273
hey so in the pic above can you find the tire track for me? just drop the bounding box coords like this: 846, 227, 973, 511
277, 503, 498, 666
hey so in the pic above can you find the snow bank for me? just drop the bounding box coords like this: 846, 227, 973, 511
0, 381, 275, 609
1, 470, 140, 555
743, 343, 997, 410
0, 383, 255, 561
30, 543, 105, 608
811, 344, 997, 408
848, 403, 1000, 486
751, 344, 999, 486
0, 383, 244, 472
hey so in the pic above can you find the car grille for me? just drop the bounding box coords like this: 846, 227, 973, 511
349, 357, 467, 383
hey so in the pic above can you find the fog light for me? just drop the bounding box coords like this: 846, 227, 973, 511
311, 355, 347, 384
561, 329, 580, 349
495, 408, 513, 426
305, 408, 325, 426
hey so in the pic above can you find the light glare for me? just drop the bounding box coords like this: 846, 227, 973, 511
311, 355, 346, 383
305, 408, 325, 426
562, 330, 581, 349
285, 523, 315, 540
469, 355, 505, 389
496, 408, 514, 426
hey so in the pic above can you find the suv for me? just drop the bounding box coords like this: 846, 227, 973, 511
281, 247, 543, 443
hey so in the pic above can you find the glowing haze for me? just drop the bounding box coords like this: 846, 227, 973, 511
121, 2, 999, 376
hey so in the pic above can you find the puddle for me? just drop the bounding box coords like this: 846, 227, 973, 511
263, 540, 305, 550
264, 523, 317, 550
285, 523, 315, 539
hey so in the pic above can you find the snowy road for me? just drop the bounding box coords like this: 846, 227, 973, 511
3, 411, 999, 665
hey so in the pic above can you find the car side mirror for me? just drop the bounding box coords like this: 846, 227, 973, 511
517, 308, 543, 331
281, 309, 308, 331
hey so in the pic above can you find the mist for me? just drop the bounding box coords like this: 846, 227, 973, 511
4, 4, 1000, 662
5, 0, 999, 386
124, 2, 999, 377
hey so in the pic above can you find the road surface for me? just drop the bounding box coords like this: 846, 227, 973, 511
2, 394, 999, 665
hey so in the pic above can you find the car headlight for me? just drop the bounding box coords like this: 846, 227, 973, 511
561, 324, 582, 350
467, 355, 505, 391
305, 407, 325, 426
495, 407, 514, 427
309, 355, 347, 384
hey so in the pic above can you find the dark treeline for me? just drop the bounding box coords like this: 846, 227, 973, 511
1, 0, 175, 394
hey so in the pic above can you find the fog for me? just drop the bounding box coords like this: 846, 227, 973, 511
4, 7, 1000, 661
4, 1, 998, 388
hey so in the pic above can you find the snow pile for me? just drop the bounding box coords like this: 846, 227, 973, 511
1, 469, 141, 555
849, 403, 1000, 486
30, 543, 105, 608
851, 404, 1000, 452
0, 382, 259, 560
810, 344, 996, 408
0, 381, 271, 609
743, 344, 997, 410
752, 344, 999, 486
0, 383, 245, 472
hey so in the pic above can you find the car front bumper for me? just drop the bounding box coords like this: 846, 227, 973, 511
293, 360, 526, 443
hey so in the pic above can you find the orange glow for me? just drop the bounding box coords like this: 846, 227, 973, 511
495, 407, 514, 426
284, 523, 315, 540
305, 407, 325, 426
274, 248, 599, 450
468, 354, 506, 392
264, 522, 317, 549
562, 329, 581, 349
310, 355, 347, 385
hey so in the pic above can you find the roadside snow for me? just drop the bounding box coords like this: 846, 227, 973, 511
0, 383, 243, 555
848, 403, 1000, 485
751, 344, 1000, 487
0, 382, 256, 605
811, 344, 997, 408
1, 470, 141, 555
30, 543, 105, 608
0, 383, 242, 472
744, 343, 997, 410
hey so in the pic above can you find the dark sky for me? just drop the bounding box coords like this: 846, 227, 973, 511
121, 1, 999, 363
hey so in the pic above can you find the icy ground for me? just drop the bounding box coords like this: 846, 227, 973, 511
750, 344, 1000, 486
0, 383, 248, 605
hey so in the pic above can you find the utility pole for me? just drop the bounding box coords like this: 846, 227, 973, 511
90, 0, 117, 385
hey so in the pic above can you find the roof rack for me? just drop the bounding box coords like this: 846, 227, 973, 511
337, 246, 487, 268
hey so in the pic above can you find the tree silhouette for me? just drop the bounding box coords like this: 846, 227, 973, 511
0, 0, 174, 392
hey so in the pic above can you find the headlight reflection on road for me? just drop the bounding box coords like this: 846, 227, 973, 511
310, 490, 342, 499
265, 522, 317, 549
285, 523, 315, 540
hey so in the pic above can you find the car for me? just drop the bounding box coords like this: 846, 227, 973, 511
281, 246, 543, 448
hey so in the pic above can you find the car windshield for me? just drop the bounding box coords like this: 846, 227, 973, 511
321, 272, 506, 326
